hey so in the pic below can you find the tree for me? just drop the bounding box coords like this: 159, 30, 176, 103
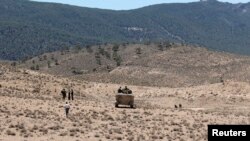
104, 51, 111, 60
96, 58, 101, 65
35, 65, 40, 70
75, 44, 82, 51
115, 56, 122, 66
113, 52, 122, 66
55, 59, 59, 65
86, 45, 93, 53
95, 53, 101, 65
47, 61, 51, 68
164, 42, 172, 48
158, 44, 164, 51
107, 65, 112, 72
98, 46, 105, 56
51, 54, 55, 60
112, 44, 119, 52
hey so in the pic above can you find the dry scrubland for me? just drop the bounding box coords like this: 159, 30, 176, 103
20, 44, 250, 87
1, 55, 250, 141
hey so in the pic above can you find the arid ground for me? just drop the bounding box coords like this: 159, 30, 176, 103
1, 44, 250, 141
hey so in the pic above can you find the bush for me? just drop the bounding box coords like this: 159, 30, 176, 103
112, 44, 119, 52
86, 45, 93, 53
36, 65, 40, 70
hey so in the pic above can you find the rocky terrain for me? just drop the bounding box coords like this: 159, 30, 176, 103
1, 59, 250, 140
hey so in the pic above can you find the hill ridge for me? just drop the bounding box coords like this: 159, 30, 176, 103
1, 0, 250, 60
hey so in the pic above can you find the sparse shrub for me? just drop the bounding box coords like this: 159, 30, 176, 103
9, 124, 15, 128
11, 62, 17, 66
38, 56, 43, 61
98, 46, 105, 56
112, 44, 119, 52
144, 41, 151, 45
47, 61, 51, 68
86, 45, 93, 53
61, 46, 70, 53
33, 87, 40, 93
32, 125, 38, 130
43, 55, 47, 60
6, 130, 16, 136
30, 66, 35, 70
136, 47, 142, 54
95, 53, 101, 58
55, 59, 59, 65
35, 64, 40, 70
107, 65, 112, 72
59, 132, 67, 136
115, 56, 122, 66
60, 50, 65, 55
74, 45, 82, 52
122, 42, 127, 47
20, 129, 27, 134
158, 44, 164, 51
113, 52, 122, 66
72, 69, 88, 75
51, 54, 55, 60
39, 128, 48, 134
104, 51, 111, 59
96, 59, 101, 65
164, 42, 172, 48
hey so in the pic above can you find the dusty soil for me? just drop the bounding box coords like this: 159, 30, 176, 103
1, 64, 250, 141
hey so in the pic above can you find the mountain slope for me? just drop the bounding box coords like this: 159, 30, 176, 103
18, 43, 250, 87
1, 0, 250, 60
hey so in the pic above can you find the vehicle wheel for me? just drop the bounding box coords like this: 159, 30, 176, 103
115, 102, 119, 108
130, 104, 134, 108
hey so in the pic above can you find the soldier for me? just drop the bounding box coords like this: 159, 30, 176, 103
64, 102, 70, 118
70, 89, 74, 101
122, 86, 130, 94
118, 87, 123, 93
61, 89, 66, 100
68, 90, 71, 100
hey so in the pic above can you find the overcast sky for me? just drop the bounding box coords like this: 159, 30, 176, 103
31, 0, 250, 10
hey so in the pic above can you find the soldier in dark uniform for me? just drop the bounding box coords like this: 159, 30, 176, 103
61, 88, 66, 100
70, 89, 74, 100
122, 86, 130, 94
68, 90, 71, 100
118, 87, 123, 93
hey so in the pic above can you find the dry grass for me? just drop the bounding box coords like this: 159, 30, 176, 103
1, 48, 250, 141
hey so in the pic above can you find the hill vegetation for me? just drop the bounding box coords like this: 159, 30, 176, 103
18, 43, 250, 87
1, 0, 250, 60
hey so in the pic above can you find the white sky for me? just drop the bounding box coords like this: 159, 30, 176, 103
31, 0, 250, 10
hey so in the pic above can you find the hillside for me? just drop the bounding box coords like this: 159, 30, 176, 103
1, 0, 250, 60
1, 58, 250, 141
19, 43, 250, 87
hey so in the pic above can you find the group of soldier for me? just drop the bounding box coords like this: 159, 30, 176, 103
118, 86, 132, 94
61, 88, 74, 101
61, 88, 74, 118
62, 86, 133, 118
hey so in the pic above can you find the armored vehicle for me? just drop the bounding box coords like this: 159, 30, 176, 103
115, 93, 135, 108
